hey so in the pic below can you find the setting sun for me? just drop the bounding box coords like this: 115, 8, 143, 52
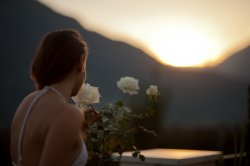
143, 21, 222, 67
39, 0, 250, 68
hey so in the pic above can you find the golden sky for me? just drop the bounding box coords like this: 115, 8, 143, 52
39, 0, 250, 67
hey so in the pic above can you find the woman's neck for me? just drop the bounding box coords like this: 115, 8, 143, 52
49, 79, 74, 101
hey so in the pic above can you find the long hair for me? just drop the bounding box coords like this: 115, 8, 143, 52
31, 29, 88, 89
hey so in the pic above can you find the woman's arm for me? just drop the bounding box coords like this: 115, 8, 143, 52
39, 106, 84, 166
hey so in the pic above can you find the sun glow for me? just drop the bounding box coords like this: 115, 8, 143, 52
38, 0, 250, 68
143, 22, 222, 67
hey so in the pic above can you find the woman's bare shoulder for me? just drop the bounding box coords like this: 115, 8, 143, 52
52, 104, 84, 128
19, 91, 39, 106
12, 91, 38, 117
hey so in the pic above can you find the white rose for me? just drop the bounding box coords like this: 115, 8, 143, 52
116, 76, 140, 95
146, 85, 159, 96
73, 83, 101, 107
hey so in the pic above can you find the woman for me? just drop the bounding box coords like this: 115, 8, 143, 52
11, 29, 90, 166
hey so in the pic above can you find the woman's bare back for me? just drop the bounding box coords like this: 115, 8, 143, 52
11, 89, 84, 166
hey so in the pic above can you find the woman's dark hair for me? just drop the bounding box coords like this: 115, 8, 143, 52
31, 29, 88, 90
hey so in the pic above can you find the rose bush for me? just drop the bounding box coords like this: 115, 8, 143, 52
73, 76, 159, 165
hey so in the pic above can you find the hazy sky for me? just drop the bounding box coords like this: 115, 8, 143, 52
39, 0, 250, 67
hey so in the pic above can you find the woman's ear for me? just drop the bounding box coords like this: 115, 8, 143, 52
76, 57, 86, 72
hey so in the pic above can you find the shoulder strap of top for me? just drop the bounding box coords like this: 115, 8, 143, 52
17, 87, 49, 166
16, 86, 66, 166
46, 86, 65, 101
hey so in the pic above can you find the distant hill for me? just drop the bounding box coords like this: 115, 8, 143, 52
1, 0, 249, 129
212, 46, 250, 83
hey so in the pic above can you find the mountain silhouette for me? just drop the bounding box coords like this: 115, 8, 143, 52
213, 46, 250, 83
1, 0, 249, 128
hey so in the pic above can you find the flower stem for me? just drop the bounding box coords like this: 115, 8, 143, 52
100, 119, 106, 164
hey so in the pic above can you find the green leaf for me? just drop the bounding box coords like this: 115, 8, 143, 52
139, 154, 145, 161
115, 100, 124, 107
132, 151, 139, 158
139, 126, 157, 136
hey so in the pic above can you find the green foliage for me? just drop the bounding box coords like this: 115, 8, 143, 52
86, 97, 157, 165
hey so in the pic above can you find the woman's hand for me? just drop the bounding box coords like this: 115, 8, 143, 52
84, 105, 100, 127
